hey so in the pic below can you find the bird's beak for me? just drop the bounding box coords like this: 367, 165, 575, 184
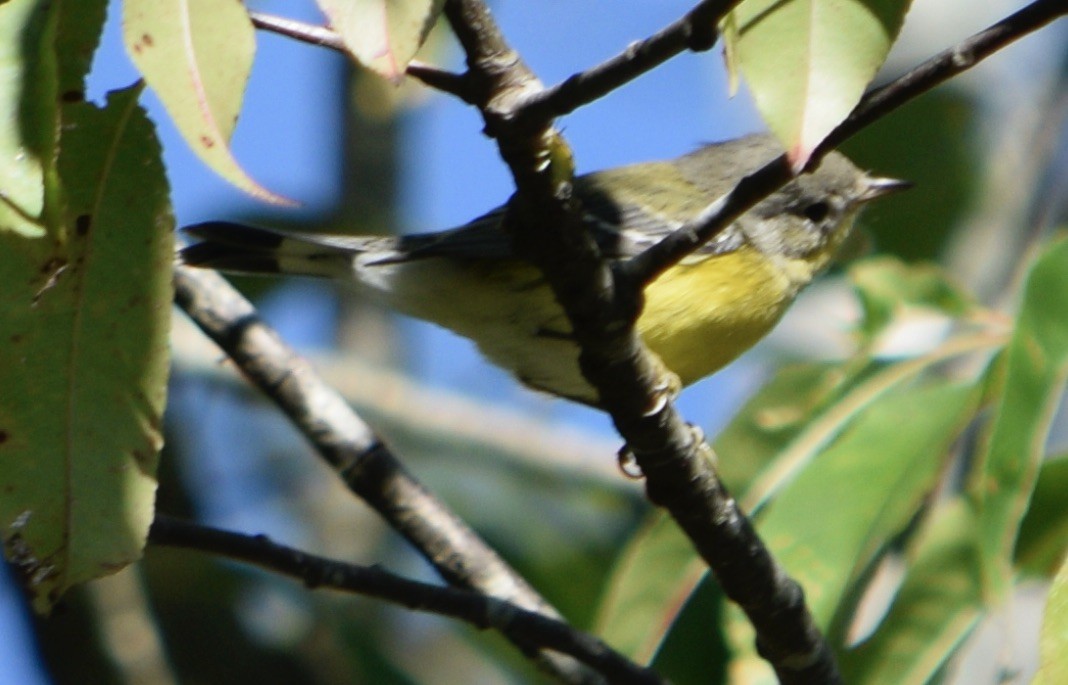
860, 176, 913, 202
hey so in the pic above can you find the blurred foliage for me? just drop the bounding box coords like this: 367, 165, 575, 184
595, 239, 1068, 685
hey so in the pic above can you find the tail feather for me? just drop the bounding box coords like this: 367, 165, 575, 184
180, 222, 365, 279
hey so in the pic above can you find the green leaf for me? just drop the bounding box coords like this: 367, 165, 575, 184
840, 91, 980, 262
123, 0, 292, 205
598, 346, 995, 670
724, 380, 979, 681
316, 0, 445, 82
649, 576, 729, 685
1015, 455, 1068, 578
1034, 552, 1068, 685
0, 85, 172, 612
724, 0, 912, 167
0, 0, 57, 237
742, 333, 996, 514
715, 362, 855, 492
54, 0, 107, 97
972, 238, 1068, 601
759, 381, 978, 631
839, 500, 983, 685
593, 513, 706, 663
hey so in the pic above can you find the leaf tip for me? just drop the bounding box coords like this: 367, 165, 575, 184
788, 143, 813, 174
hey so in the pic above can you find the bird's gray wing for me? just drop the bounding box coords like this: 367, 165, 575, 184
390, 200, 743, 264
386, 207, 516, 262
577, 186, 746, 259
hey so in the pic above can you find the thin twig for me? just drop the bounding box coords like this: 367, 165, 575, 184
520, 0, 740, 122
149, 516, 663, 685
626, 0, 1068, 285
829, 0, 1068, 148
247, 10, 471, 98
249, 11, 344, 50
172, 266, 601, 685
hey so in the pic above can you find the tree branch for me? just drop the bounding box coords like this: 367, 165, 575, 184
520, 0, 740, 122
148, 516, 663, 685
440, 1, 841, 683
248, 11, 343, 50
247, 11, 473, 99
626, 0, 1068, 285
172, 266, 601, 684
831, 0, 1067, 145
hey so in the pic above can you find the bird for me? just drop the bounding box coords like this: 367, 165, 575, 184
180, 134, 908, 406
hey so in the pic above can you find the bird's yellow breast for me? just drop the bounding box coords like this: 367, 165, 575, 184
374, 243, 829, 404
638, 246, 814, 386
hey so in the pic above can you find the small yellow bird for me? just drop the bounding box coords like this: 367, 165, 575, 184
181, 134, 907, 406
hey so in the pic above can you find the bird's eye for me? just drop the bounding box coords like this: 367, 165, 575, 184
803, 201, 831, 223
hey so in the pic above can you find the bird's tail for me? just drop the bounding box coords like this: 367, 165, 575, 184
180, 222, 379, 279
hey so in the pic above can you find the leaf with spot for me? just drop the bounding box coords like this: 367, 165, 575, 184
0, 84, 172, 612
722, 0, 912, 168
123, 0, 292, 204
317, 0, 445, 82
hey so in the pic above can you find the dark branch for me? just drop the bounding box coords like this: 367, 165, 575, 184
520, 0, 741, 122
149, 516, 663, 685
829, 0, 1068, 146
627, 0, 1068, 285
172, 266, 599, 684
440, 1, 841, 684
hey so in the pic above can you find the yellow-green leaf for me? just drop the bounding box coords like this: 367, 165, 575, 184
317, 0, 444, 82
972, 237, 1068, 601
1034, 552, 1068, 685
0, 0, 56, 237
123, 0, 292, 205
593, 513, 706, 663
839, 500, 983, 685
724, 0, 912, 168
763, 381, 976, 627
0, 85, 172, 612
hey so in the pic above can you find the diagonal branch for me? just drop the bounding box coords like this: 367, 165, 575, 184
172, 266, 601, 684
626, 0, 1068, 284
248, 11, 343, 50
247, 11, 473, 99
149, 516, 663, 685
520, 0, 740, 122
